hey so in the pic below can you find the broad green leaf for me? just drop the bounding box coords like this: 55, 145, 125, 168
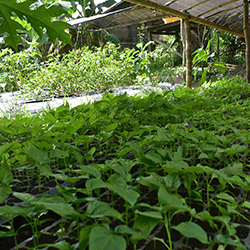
145, 150, 163, 164
0, 231, 17, 237
158, 186, 183, 207
214, 235, 246, 249
216, 193, 236, 205
14, 192, 36, 203
89, 226, 126, 250
0, 158, 13, 184
104, 34, 120, 45
115, 225, 145, 239
241, 201, 250, 209
29, 195, 80, 219
0, 205, 31, 218
172, 221, 209, 244
86, 178, 106, 192
198, 153, 209, 159
214, 62, 226, 74
0, 141, 21, 160
0, 0, 71, 50
137, 174, 164, 190
223, 163, 244, 177
86, 200, 124, 222
53, 173, 88, 186
79, 225, 95, 250
106, 122, 118, 131
0, 185, 12, 203
27, 146, 50, 165
46, 240, 73, 250
105, 159, 135, 181
106, 175, 139, 206
162, 159, 189, 174
165, 174, 181, 190
80, 165, 102, 178
84, 147, 96, 161
133, 215, 161, 238
50, 149, 68, 159
135, 210, 163, 219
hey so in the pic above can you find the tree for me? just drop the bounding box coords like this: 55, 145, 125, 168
0, 0, 72, 51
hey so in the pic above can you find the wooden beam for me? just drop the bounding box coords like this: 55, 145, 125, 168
185, 18, 192, 88
125, 0, 244, 37
243, 0, 250, 83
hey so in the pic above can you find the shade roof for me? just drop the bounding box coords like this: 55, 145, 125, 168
69, 0, 249, 37
151, 0, 245, 31
68, 3, 167, 29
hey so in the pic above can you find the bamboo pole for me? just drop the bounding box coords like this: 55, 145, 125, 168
185, 18, 192, 88
243, 0, 250, 83
125, 0, 244, 37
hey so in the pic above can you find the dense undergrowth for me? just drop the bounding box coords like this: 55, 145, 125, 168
0, 76, 250, 249
0, 44, 181, 98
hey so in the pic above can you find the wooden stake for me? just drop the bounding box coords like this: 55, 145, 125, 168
243, 0, 250, 83
185, 18, 192, 88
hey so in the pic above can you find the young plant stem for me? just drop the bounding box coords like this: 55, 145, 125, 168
37, 169, 41, 192
125, 202, 129, 226
206, 177, 213, 211
10, 219, 18, 250
164, 213, 172, 250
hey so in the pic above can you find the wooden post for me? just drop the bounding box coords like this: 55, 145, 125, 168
185, 17, 192, 88
180, 19, 186, 81
175, 31, 181, 53
147, 30, 153, 52
216, 30, 220, 61
180, 19, 186, 67
243, 0, 250, 83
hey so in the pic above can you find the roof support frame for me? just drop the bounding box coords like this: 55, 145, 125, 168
126, 0, 244, 37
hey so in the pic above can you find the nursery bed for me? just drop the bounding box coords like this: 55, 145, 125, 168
1, 78, 250, 249
1, 169, 250, 250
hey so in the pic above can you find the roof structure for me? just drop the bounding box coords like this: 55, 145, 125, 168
132, 0, 247, 36
68, 0, 249, 37
68, 3, 167, 30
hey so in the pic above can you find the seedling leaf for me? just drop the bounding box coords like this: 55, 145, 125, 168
86, 200, 124, 222
89, 226, 126, 250
172, 221, 209, 244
